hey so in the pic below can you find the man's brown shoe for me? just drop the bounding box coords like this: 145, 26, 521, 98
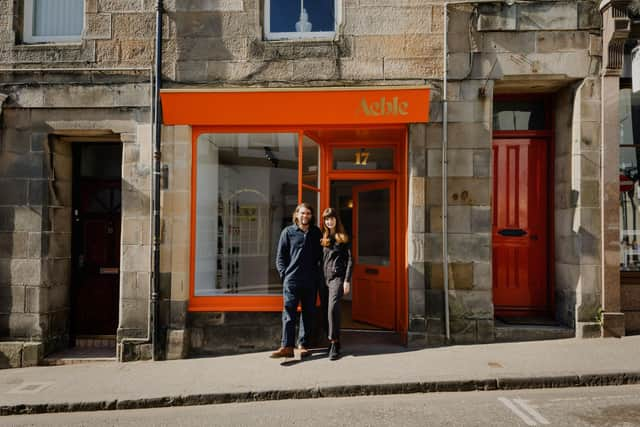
270, 346, 294, 358
298, 345, 311, 358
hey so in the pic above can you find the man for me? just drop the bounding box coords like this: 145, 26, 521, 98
271, 203, 322, 358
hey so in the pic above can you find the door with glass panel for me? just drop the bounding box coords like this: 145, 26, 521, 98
351, 181, 395, 329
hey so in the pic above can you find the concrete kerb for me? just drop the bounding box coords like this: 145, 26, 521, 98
2, 372, 640, 416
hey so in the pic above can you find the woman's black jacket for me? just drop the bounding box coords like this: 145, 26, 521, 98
322, 238, 353, 283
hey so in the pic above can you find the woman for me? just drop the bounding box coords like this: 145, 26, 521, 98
320, 207, 353, 360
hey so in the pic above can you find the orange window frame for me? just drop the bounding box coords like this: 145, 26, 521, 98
188, 124, 408, 334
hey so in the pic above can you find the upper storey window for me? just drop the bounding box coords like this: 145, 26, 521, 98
264, 0, 338, 41
23, 0, 84, 44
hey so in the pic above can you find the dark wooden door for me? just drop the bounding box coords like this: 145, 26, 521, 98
72, 147, 122, 336
492, 137, 549, 315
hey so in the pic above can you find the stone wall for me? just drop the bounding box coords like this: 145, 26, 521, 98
167, 0, 442, 85
417, 1, 602, 345
0, 0, 160, 69
554, 79, 603, 337
0, 81, 151, 362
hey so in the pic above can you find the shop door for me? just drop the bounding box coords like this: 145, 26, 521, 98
351, 181, 395, 329
492, 138, 549, 314
72, 144, 122, 336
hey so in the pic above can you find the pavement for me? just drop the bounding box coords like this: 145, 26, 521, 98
1, 333, 639, 416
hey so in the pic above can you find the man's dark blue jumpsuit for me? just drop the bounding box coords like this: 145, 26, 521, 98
276, 223, 322, 348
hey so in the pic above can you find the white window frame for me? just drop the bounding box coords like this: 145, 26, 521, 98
264, 0, 341, 41
23, 0, 84, 44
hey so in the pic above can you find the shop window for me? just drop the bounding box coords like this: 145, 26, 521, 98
493, 100, 546, 131
619, 80, 640, 271
194, 133, 299, 296
23, 0, 84, 44
264, 0, 338, 40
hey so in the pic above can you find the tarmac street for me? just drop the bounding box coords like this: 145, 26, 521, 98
0, 335, 639, 417
2, 385, 640, 426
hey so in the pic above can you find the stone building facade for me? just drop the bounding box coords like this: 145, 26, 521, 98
1, 0, 638, 367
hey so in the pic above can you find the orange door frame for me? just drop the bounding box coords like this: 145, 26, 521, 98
187, 125, 409, 342
319, 130, 408, 340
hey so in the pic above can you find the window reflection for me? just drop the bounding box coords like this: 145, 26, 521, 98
194, 133, 298, 295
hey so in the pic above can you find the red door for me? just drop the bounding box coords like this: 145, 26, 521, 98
73, 179, 121, 335
492, 138, 549, 315
351, 181, 395, 329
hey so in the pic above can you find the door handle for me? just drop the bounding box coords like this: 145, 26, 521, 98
497, 228, 527, 237
364, 268, 379, 275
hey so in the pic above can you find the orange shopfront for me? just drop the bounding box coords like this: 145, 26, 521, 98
160, 87, 430, 347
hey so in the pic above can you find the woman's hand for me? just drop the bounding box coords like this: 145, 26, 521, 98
343, 281, 351, 295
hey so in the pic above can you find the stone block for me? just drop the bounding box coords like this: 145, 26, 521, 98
429, 263, 443, 290
165, 328, 188, 360
120, 40, 155, 63
429, 206, 442, 233
174, 11, 251, 38
473, 150, 491, 178
578, 0, 601, 29
411, 177, 425, 207
482, 31, 535, 53
472, 261, 491, 290
448, 150, 474, 177
602, 312, 625, 338
536, 31, 588, 53
0, 232, 28, 258
579, 180, 599, 207
7, 259, 41, 286
440, 122, 491, 149
575, 321, 601, 338
0, 285, 25, 315
426, 289, 444, 318
0, 152, 45, 179
409, 288, 425, 315
121, 244, 152, 272
447, 178, 491, 206
409, 233, 425, 263
518, 2, 578, 30
98, 0, 144, 12
477, 319, 495, 343
410, 206, 425, 233
292, 59, 338, 81
383, 57, 441, 79
471, 206, 491, 233
476, 4, 516, 31
447, 205, 471, 233
343, 7, 432, 36
424, 233, 443, 263
2, 129, 31, 154
448, 234, 490, 262
427, 149, 442, 178
447, 100, 490, 123
177, 36, 247, 61
0, 313, 41, 339
450, 290, 494, 320
409, 261, 426, 290
120, 298, 149, 330
449, 263, 473, 290
112, 13, 155, 40
0, 342, 22, 368
85, 13, 112, 40
21, 342, 43, 367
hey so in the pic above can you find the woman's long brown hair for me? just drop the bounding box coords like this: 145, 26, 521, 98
321, 207, 349, 247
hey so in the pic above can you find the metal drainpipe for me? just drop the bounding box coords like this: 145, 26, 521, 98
151, 0, 164, 361
442, 0, 510, 342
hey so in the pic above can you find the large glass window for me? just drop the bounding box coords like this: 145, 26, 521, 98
23, 0, 84, 44
194, 133, 299, 296
264, 0, 338, 40
619, 84, 640, 271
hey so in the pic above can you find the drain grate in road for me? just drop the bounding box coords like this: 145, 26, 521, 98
6, 382, 54, 394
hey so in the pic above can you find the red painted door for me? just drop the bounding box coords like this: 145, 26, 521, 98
351, 181, 395, 329
73, 179, 121, 335
492, 138, 549, 314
